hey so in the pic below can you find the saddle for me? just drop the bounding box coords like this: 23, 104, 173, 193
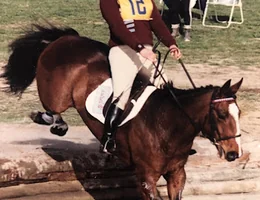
85, 67, 156, 126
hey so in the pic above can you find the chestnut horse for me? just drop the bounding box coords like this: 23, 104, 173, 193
1, 24, 243, 200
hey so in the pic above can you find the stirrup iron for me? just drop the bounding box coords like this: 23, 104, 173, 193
101, 136, 116, 153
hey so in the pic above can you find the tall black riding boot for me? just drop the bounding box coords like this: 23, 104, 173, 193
100, 103, 123, 153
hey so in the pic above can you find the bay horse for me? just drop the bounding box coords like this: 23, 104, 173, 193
1, 24, 243, 200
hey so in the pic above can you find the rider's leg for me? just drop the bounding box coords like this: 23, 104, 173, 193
140, 46, 168, 88
100, 45, 168, 153
100, 46, 139, 153
100, 102, 123, 153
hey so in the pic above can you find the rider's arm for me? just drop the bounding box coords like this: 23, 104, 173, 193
149, 0, 177, 48
100, 0, 145, 52
150, 1, 181, 59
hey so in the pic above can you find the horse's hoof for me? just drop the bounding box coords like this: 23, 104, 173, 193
29, 111, 52, 125
50, 125, 68, 136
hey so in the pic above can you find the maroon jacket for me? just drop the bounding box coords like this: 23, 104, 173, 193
100, 0, 176, 52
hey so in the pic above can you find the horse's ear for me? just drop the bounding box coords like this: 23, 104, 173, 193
220, 79, 231, 94
230, 78, 243, 95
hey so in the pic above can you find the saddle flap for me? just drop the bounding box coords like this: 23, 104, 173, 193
85, 78, 156, 126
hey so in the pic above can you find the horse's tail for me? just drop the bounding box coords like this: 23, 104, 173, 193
0, 23, 79, 96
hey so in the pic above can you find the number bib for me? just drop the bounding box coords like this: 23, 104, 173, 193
118, 0, 153, 20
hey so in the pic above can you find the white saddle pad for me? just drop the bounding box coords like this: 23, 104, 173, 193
85, 78, 156, 126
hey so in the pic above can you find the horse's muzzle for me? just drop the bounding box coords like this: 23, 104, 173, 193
226, 151, 239, 162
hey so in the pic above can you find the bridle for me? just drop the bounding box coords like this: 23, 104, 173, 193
151, 47, 241, 144
206, 89, 242, 145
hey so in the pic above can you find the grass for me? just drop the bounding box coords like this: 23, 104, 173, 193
0, 89, 84, 125
0, 0, 260, 66
170, 0, 260, 67
0, 0, 259, 124
0, 0, 105, 61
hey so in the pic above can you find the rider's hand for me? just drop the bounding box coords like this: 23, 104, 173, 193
169, 44, 182, 60
139, 48, 157, 63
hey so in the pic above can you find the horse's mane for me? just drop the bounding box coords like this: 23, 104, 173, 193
160, 81, 218, 97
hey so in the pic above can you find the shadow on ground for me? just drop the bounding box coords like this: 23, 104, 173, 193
34, 139, 141, 200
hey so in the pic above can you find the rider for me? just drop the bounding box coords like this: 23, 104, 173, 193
100, 0, 182, 153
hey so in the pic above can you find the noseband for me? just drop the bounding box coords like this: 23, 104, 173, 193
207, 90, 241, 145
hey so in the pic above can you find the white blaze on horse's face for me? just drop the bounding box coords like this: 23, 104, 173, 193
228, 102, 242, 157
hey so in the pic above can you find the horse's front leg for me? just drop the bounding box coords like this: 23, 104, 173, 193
136, 171, 162, 200
163, 167, 186, 200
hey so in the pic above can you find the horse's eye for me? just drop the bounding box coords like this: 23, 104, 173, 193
217, 110, 227, 120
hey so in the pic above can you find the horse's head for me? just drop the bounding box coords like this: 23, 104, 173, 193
201, 78, 243, 162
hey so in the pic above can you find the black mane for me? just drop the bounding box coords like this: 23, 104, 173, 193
160, 81, 218, 97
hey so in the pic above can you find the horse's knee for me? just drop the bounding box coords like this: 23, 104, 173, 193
164, 170, 185, 200
140, 181, 163, 200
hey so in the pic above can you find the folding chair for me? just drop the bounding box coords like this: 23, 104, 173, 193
202, 0, 244, 28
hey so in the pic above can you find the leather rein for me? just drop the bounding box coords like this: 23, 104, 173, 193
152, 48, 241, 144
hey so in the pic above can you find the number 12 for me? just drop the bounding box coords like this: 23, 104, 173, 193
129, 0, 147, 15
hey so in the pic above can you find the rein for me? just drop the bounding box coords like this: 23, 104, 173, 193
151, 45, 241, 145
151, 44, 198, 128
151, 45, 198, 128
153, 42, 196, 89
